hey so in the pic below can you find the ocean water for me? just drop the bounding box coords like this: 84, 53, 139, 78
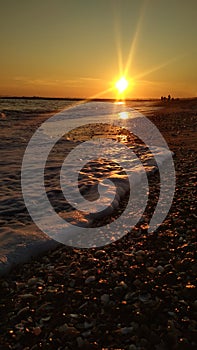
0, 98, 161, 114
0, 99, 171, 274
0, 98, 74, 113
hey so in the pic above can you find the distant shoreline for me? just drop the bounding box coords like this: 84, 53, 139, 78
0, 96, 159, 102
0, 96, 196, 102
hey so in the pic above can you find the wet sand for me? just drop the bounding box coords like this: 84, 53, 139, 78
0, 99, 196, 349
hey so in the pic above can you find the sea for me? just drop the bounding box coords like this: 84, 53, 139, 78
0, 98, 170, 275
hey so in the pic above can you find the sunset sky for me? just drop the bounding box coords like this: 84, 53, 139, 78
0, 0, 196, 99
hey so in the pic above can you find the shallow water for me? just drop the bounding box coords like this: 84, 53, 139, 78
0, 99, 168, 273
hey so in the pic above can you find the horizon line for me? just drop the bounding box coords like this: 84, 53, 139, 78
0, 95, 196, 101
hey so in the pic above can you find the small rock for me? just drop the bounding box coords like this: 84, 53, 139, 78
128, 345, 137, 350
33, 327, 41, 336
133, 279, 142, 287
135, 250, 145, 256
85, 276, 96, 284
19, 293, 36, 299
17, 306, 30, 317
156, 265, 165, 273
70, 314, 79, 319
81, 330, 91, 337
58, 323, 79, 335
69, 279, 75, 288
58, 323, 69, 333
114, 286, 125, 295
40, 316, 51, 322
135, 250, 145, 262
120, 326, 134, 334
101, 294, 110, 304
1, 281, 9, 288
164, 264, 172, 271
76, 336, 85, 348
125, 292, 136, 301
27, 277, 40, 286
147, 266, 156, 274
84, 321, 94, 329
118, 280, 128, 289
139, 293, 151, 303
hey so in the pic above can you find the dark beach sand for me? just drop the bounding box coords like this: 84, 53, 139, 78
0, 99, 196, 349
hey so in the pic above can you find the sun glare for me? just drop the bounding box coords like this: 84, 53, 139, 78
115, 77, 128, 93
119, 112, 129, 119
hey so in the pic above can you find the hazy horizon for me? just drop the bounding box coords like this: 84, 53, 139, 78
0, 95, 196, 101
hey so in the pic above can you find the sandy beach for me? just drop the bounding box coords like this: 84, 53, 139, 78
0, 99, 196, 349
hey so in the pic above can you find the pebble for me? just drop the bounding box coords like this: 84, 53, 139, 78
139, 293, 151, 303
84, 321, 94, 329
70, 314, 79, 319
85, 275, 96, 284
135, 250, 145, 256
114, 286, 125, 295
58, 324, 79, 335
27, 277, 41, 286
1, 281, 9, 288
118, 280, 128, 289
133, 279, 142, 287
94, 249, 106, 258
156, 265, 165, 273
16, 306, 30, 317
33, 327, 42, 336
128, 345, 137, 350
125, 292, 136, 301
193, 300, 197, 310
101, 294, 110, 304
76, 337, 85, 348
120, 326, 134, 335
147, 266, 156, 273
135, 250, 146, 262
81, 330, 91, 337
19, 293, 36, 299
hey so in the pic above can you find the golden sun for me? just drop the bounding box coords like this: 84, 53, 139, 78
115, 77, 128, 93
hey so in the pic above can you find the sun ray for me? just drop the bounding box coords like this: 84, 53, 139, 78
115, 30, 123, 76
124, 0, 148, 77
60, 86, 115, 113
133, 53, 187, 81
87, 86, 114, 100
112, 1, 123, 75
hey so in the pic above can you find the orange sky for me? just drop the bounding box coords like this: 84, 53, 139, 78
0, 0, 197, 99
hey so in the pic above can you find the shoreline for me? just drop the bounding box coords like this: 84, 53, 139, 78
0, 100, 196, 349
0, 101, 174, 275
0, 101, 196, 276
